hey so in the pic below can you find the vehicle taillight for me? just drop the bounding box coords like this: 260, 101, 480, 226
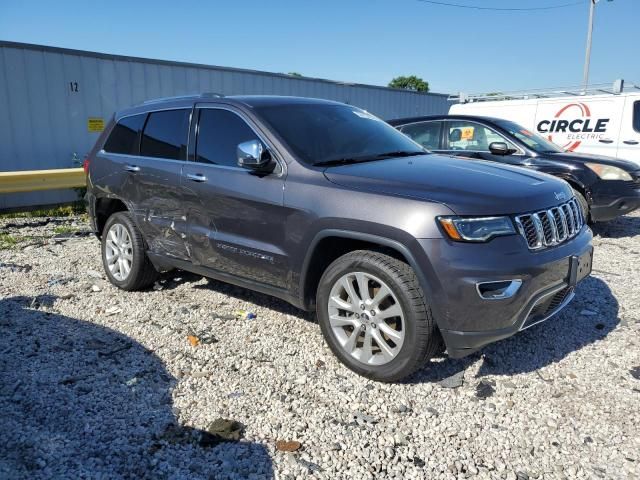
83, 157, 90, 174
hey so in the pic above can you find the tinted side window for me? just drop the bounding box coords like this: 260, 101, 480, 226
104, 114, 146, 154
196, 109, 260, 166
400, 121, 442, 150
633, 101, 640, 133
140, 109, 190, 160
446, 121, 515, 152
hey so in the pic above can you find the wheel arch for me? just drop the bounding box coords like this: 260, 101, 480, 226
555, 173, 592, 204
299, 229, 435, 312
94, 196, 131, 238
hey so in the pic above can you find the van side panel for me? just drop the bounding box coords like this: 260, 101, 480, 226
617, 96, 640, 165
451, 93, 640, 166
450, 101, 537, 128
532, 97, 623, 158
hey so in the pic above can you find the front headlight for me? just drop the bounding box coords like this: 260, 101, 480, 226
585, 163, 632, 181
437, 216, 515, 242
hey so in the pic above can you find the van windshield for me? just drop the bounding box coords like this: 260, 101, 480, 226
494, 119, 564, 154
255, 104, 425, 166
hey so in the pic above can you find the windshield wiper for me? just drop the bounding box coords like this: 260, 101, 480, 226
373, 150, 426, 158
314, 150, 425, 167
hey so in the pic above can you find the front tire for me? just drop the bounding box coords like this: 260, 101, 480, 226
101, 212, 158, 291
572, 188, 591, 224
316, 250, 439, 382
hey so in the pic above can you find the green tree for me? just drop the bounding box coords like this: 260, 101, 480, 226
388, 75, 429, 92
287, 72, 303, 77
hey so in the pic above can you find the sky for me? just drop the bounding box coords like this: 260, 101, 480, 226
1, 0, 638, 95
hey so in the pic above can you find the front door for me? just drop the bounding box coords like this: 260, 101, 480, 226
443, 120, 527, 166
181, 105, 289, 289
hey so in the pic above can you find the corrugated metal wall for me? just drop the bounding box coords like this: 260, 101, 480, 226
0, 41, 451, 209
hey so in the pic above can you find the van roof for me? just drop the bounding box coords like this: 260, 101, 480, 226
451, 79, 639, 104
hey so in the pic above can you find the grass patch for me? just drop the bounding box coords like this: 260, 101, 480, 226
0, 233, 21, 250
0, 202, 86, 220
0, 233, 46, 250
53, 225, 78, 235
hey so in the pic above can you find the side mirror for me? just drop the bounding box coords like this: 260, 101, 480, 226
489, 142, 512, 156
237, 140, 273, 171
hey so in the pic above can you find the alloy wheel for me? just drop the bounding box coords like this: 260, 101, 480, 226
105, 223, 133, 281
327, 271, 405, 366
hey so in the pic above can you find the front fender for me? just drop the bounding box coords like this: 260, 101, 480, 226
297, 227, 446, 329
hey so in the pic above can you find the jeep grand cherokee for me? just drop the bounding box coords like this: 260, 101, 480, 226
86, 95, 593, 381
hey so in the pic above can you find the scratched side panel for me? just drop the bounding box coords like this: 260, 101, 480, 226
181, 162, 289, 288
132, 156, 189, 260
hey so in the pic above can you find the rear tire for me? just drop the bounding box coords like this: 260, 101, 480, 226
101, 212, 158, 291
316, 250, 439, 382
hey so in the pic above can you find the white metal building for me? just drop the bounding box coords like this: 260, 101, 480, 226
0, 41, 450, 209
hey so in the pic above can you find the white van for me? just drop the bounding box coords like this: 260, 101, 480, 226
450, 80, 640, 166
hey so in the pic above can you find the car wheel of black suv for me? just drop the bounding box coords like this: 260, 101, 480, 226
101, 212, 158, 291
316, 250, 439, 382
572, 188, 590, 223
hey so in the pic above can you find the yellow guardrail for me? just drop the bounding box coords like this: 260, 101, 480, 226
0, 168, 86, 194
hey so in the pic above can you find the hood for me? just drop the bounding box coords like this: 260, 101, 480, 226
323, 154, 573, 216
546, 151, 640, 172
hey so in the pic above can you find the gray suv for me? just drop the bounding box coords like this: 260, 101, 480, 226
86, 95, 593, 382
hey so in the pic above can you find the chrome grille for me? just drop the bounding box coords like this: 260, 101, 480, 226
515, 198, 584, 251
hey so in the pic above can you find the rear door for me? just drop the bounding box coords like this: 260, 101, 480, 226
616, 96, 640, 165
181, 104, 289, 288
134, 108, 191, 260
98, 110, 191, 260
397, 120, 444, 152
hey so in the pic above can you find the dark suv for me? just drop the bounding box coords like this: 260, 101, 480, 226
389, 114, 640, 222
86, 95, 593, 382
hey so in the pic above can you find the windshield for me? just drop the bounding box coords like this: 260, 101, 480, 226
493, 119, 563, 153
255, 104, 425, 165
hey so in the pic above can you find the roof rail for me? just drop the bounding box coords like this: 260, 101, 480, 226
450, 79, 640, 103
142, 92, 224, 105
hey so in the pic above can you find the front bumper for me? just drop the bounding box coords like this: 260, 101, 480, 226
589, 181, 640, 222
417, 227, 593, 358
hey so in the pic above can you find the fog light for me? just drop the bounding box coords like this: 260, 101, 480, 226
476, 279, 522, 300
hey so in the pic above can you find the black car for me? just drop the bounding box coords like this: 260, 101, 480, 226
388, 115, 640, 222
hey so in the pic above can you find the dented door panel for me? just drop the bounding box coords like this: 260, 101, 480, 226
180, 164, 289, 288
130, 156, 190, 260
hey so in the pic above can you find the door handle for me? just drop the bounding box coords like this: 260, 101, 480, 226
124, 164, 140, 172
186, 173, 207, 182
598, 139, 614, 144
623, 140, 639, 145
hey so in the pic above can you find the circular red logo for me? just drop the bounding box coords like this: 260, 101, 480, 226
548, 102, 591, 152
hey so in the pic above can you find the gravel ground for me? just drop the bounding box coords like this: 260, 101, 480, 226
1, 212, 639, 480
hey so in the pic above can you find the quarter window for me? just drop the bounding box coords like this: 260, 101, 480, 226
104, 114, 146, 155
140, 109, 190, 160
196, 109, 260, 167
446, 121, 515, 152
633, 101, 640, 133
399, 121, 442, 150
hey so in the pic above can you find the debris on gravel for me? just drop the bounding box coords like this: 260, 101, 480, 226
1, 212, 639, 479
275, 440, 302, 452
475, 379, 496, 399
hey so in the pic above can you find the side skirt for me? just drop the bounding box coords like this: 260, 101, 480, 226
146, 251, 307, 311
